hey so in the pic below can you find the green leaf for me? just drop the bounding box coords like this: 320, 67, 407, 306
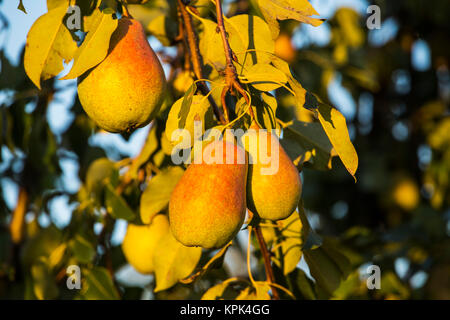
69, 234, 96, 264
153, 231, 202, 292
105, 184, 136, 221
85, 157, 119, 195
316, 103, 358, 180
62, 9, 118, 79
31, 258, 58, 300
257, 0, 324, 39
281, 120, 333, 169
22, 226, 63, 266
303, 238, 351, 297
290, 268, 317, 299
244, 63, 287, 91
80, 267, 120, 300
165, 94, 214, 149
18, 0, 27, 13
140, 166, 185, 224
24, 3, 76, 89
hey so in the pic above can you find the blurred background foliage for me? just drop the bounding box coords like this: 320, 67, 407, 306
0, 0, 449, 299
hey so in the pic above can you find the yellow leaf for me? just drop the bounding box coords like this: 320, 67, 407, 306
61, 9, 118, 79
244, 63, 287, 92
140, 166, 185, 224
153, 227, 202, 292
236, 282, 271, 300
24, 4, 73, 89
48, 243, 67, 269
317, 103, 358, 180
198, 14, 274, 70
257, 0, 324, 39
165, 95, 214, 149
278, 212, 303, 275
201, 280, 234, 300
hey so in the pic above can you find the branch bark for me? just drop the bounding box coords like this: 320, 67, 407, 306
177, 0, 226, 125
214, 0, 255, 120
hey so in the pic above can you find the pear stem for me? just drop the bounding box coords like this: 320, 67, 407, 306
213, 0, 255, 121
176, 0, 226, 125
254, 224, 280, 299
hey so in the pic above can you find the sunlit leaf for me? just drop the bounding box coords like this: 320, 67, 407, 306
199, 14, 274, 70
24, 4, 75, 89
244, 63, 287, 91
257, 0, 324, 39
153, 231, 202, 292
181, 242, 232, 284
165, 94, 214, 149
316, 103, 358, 180
62, 9, 118, 79
140, 166, 185, 224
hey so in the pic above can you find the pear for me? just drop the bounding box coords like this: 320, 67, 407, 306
121, 214, 169, 274
77, 16, 166, 133
243, 122, 302, 221
169, 139, 247, 249
275, 32, 296, 63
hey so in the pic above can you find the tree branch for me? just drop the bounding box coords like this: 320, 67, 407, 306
177, 0, 226, 125
9, 187, 28, 244
254, 225, 280, 300
214, 0, 255, 120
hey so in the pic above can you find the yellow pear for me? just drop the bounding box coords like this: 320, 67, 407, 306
169, 139, 248, 249
242, 122, 302, 220
77, 16, 166, 133
121, 214, 169, 274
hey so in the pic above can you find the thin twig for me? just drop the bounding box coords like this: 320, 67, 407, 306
177, 0, 226, 125
254, 225, 280, 300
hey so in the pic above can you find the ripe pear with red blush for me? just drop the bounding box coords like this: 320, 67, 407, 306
77, 15, 166, 133
242, 122, 302, 221
169, 139, 248, 249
